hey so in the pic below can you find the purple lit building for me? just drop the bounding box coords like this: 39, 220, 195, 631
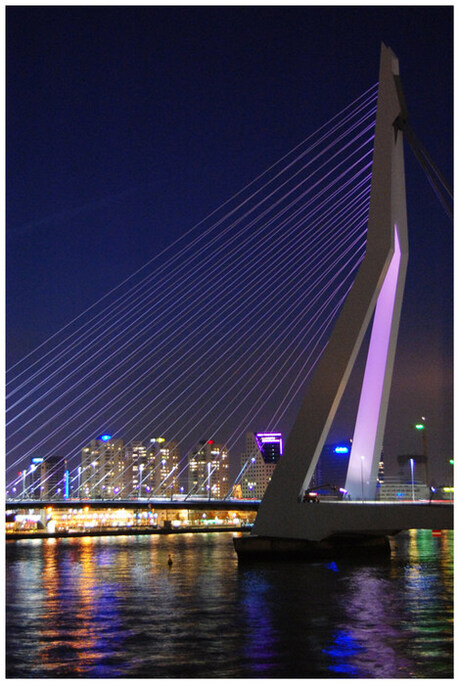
240, 432, 282, 499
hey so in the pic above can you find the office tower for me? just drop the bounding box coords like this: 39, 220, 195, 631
240, 432, 282, 499
310, 441, 351, 491
188, 440, 228, 498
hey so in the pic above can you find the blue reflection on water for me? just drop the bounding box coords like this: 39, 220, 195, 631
323, 629, 363, 676
325, 561, 339, 572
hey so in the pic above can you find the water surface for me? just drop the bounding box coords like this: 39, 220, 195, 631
6, 530, 453, 678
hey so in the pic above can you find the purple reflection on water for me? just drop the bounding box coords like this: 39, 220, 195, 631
241, 574, 278, 673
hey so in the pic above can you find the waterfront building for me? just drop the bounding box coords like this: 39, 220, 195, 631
240, 432, 282, 499
25, 457, 44, 498
188, 440, 229, 498
123, 441, 152, 497
146, 438, 180, 496
376, 476, 430, 501
378, 453, 385, 483
40, 455, 67, 499
310, 441, 352, 492
80, 435, 125, 498
374, 454, 430, 501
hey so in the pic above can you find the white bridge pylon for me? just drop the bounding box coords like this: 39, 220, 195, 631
252, 44, 409, 539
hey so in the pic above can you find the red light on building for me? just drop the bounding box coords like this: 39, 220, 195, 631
207, 440, 214, 445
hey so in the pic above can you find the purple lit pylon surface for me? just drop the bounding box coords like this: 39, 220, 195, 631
252, 44, 409, 540
345, 224, 407, 500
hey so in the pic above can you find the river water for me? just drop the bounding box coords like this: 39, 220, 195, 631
6, 529, 453, 678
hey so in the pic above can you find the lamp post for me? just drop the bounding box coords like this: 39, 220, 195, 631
91, 461, 97, 498
410, 458, 415, 501
415, 417, 427, 456
139, 463, 144, 499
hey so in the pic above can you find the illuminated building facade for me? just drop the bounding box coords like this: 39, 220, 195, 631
376, 476, 430, 501
122, 438, 180, 498
240, 432, 282, 499
188, 440, 228, 498
146, 438, 180, 496
376, 454, 429, 501
81, 435, 125, 498
124, 441, 151, 497
310, 441, 351, 491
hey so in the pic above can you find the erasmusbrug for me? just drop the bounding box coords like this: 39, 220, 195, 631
6, 45, 453, 546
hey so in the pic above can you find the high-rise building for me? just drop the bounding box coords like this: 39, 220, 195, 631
40, 455, 66, 499
146, 438, 180, 496
240, 432, 282, 499
81, 435, 125, 498
124, 441, 150, 497
121, 438, 180, 498
310, 441, 351, 492
188, 440, 228, 498
26, 457, 44, 498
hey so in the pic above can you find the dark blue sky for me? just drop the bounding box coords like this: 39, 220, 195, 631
6, 6, 453, 480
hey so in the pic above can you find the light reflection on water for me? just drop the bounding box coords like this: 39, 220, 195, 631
6, 530, 453, 678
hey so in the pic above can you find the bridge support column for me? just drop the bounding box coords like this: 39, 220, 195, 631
252, 44, 409, 540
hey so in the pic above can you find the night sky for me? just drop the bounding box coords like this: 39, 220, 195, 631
6, 6, 453, 482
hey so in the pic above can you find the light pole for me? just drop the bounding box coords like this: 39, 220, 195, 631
415, 417, 427, 456
139, 464, 144, 498
410, 458, 415, 501
91, 461, 97, 498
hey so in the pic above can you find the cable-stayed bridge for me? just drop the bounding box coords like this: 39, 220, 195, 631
7, 82, 376, 501
6, 45, 452, 551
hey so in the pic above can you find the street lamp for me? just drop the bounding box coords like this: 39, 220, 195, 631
410, 458, 415, 501
415, 417, 427, 456
207, 462, 211, 501
139, 464, 145, 498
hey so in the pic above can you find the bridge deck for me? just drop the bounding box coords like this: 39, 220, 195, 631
5, 498, 261, 511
